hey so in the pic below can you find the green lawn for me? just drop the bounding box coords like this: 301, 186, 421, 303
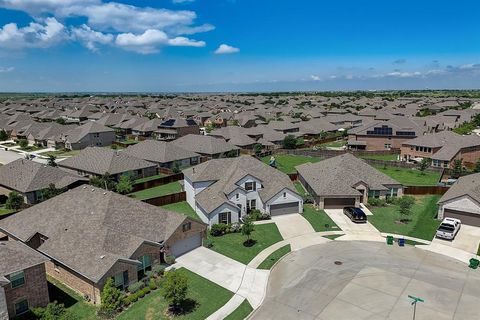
368, 195, 442, 241
129, 181, 182, 200
373, 166, 441, 186
118, 268, 233, 320
224, 299, 254, 320
134, 174, 166, 184
208, 223, 284, 264
320, 140, 346, 148
323, 234, 343, 240
43, 149, 81, 157
47, 276, 98, 320
0, 205, 14, 216
261, 154, 322, 174
302, 205, 340, 232
294, 181, 306, 197
360, 154, 399, 161
161, 201, 201, 221
257, 244, 291, 270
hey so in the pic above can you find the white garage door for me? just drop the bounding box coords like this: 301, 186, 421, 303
170, 233, 202, 257
270, 202, 299, 216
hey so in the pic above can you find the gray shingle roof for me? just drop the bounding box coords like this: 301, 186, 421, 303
122, 140, 199, 164
0, 240, 48, 278
438, 173, 480, 204
172, 134, 239, 156
62, 122, 114, 143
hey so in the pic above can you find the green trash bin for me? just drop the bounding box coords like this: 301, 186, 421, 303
469, 258, 479, 269
386, 235, 394, 245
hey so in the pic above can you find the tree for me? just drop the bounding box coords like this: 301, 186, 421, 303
398, 196, 415, 221
90, 172, 116, 190
418, 158, 431, 173
474, 159, 480, 173
100, 278, 123, 314
18, 139, 28, 149
205, 123, 214, 133
241, 216, 255, 245
5, 191, 24, 210
47, 155, 57, 167
451, 159, 463, 178
115, 173, 133, 194
226, 150, 238, 158
40, 184, 66, 201
172, 161, 181, 174
282, 135, 297, 149
55, 118, 66, 125
162, 270, 188, 312
253, 143, 262, 155
0, 129, 8, 141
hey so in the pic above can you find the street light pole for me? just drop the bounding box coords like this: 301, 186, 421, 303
408, 295, 424, 320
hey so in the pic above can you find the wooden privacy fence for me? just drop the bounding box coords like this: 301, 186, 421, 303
132, 172, 183, 193
403, 186, 449, 195
142, 191, 186, 206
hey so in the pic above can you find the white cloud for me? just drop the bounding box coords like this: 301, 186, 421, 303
0, 17, 67, 49
172, 0, 195, 3
168, 36, 205, 47
71, 24, 113, 51
214, 44, 239, 54
386, 71, 421, 78
310, 75, 321, 81
0, 0, 99, 16
0, 66, 14, 72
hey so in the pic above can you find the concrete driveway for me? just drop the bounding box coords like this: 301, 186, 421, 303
431, 224, 480, 254
324, 208, 383, 241
0, 148, 23, 164
251, 241, 480, 320
272, 214, 315, 239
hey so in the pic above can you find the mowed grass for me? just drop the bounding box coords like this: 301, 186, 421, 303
208, 223, 284, 264
43, 149, 81, 157
224, 299, 254, 320
118, 268, 233, 320
134, 173, 166, 184
302, 205, 340, 232
257, 244, 291, 270
320, 140, 346, 148
294, 181, 306, 197
261, 154, 322, 174
373, 165, 441, 186
161, 201, 201, 221
0, 205, 15, 216
360, 154, 399, 161
129, 181, 182, 200
368, 195, 442, 241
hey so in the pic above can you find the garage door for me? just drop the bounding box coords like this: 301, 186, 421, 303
324, 198, 356, 209
444, 209, 480, 227
270, 202, 299, 216
170, 233, 202, 257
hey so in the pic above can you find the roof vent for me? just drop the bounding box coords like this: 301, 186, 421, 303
83, 186, 87, 189
91, 188, 95, 192
103, 192, 107, 195
100, 255, 105, 259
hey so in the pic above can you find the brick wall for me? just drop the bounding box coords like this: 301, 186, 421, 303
164, 218, 207, 253
4, 264, 49, 317
354, 135, 414, 151
0, 286, 8, 320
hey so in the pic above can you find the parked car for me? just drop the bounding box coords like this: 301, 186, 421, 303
436, 218, 461, 240
343, 207, 367, 223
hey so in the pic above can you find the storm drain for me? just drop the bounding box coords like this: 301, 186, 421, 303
334, 261, 343, 265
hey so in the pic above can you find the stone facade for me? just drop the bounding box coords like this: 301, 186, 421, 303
4, 264, 49, 318
349, 134, 415, 151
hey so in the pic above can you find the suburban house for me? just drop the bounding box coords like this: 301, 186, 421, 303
172, 134, 240, 159
0, 239, 50, 319
60, 122, 115, 150
296, 154, 403, 209
437, 173, 480, 226
154, 118, 200, 141
400, 131, 480, 169
0, 186, 207, 305
122, 140, 200, 169
347, 117, 425, 151
0, 159, 88, 204
58, 147, 157, 180
183, 156, 303, 226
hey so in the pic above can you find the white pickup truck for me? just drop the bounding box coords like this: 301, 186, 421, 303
436, 218, 461, 240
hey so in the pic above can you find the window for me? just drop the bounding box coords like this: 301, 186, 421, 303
182, 222, 191, 232
245, 182, 256, 191
368, 190, 380, 199
250, 199, 256, 210
137, 255, 152, 280
283, 192, 287, 198
219, 212, 231, 224
384, 144, 392, 149
443, 161, 449, 168
9, 270, 25, 288
113, 272, 125, 290
15, 299, 29, 315
93, 133, 100, 138
236, 193, 239, 200
387, 188, 398, 198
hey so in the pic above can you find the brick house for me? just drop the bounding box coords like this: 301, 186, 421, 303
0, 186, 206, 305
0, 240, 49, 319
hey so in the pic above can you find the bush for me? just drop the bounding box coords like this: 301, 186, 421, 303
210, 223, 228, 236
203, 238, 214, 248
230, 222, 241, 233
18, 139, 28, 149
368, 198, 386, 207
386, 196, 397, 204
149, 278, 157, 290
165, 254, 176, 265
303, 193, 314, 204
152, 264, 165, 276
127, 281, 144, 294
140, 287, 151, 296
100, 278, 123, 315
145, 270, 154, 279
162, 270, 188, 310
5, 191, 24, 210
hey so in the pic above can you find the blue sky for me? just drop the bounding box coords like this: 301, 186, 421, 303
0, 0, 479, 92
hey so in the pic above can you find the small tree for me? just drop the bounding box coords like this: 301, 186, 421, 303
18, 139, 28, 149
253, 143, 262, 155
100, 278, 123, 315
47, 155, 57, 167
398, 196, 415, 222
0, 129, 8, 141
172, 161, 181, 174
205, 123, 214, 134
40, 184, 66, 201
5, 191, 24, 210
90, 172, 116, 190
418, 158, 431, 174
162, 270, 188, 312
241, 216, 255, 245
282, 135, 297, 149
474, 159, 480, 173
115, 173, 133, 195
55, 118, 66, 125
451, 159, 463, 178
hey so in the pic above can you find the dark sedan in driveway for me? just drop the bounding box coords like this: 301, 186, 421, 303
343, 207, 367, 223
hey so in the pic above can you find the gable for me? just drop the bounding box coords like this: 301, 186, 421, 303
442, 196, 480, 214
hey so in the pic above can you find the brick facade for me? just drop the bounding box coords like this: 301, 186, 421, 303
4, 264, 49, 318
349, 134, 414, 151
164, 218, 207, 252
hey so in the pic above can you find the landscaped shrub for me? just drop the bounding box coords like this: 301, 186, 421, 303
204, 238, 214, 248
210, 223, 228, 236
140, 287, 151, 297
145, 270, 154, 279
149, 278, 157, 290
152, 263, 165, 276
303, 193, 314, 204
100, 278, 123, 316
368, 198, 386, 207
127, 281, 144, 294
230, 222, 241, 233
165, 254, 176, 265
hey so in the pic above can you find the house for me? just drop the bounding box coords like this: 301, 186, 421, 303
154, 118, 200, 141
61, 122, 115, 150
0, 186, 207, 305
0, 159, 88, 204
347, 117, 425, 151
296, 154, 403, 209
437, 173, 480, 226
172, 134, 240, 159
400, 131, 480, 168
0, 239, 49, 319
184, 156, 303, 226
58, 147, 157, 180
122, 140, 200, 169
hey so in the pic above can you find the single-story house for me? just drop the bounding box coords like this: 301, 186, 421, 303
58, 147, 157, 181
184, 156, 303, 226
0, 159, 88, 204
296, 153, 403, 209
172, 134, 240, 159
437, 173, 480, 226
61, 122, 115, 150
0, 239, 50, 319
0, 186, 207, 305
